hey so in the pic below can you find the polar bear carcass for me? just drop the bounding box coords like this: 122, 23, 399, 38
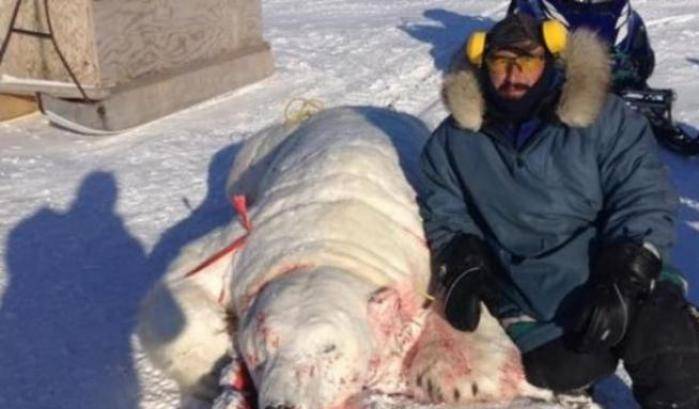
137, 107, 551, 409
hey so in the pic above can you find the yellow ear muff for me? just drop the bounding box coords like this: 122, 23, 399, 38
466, 31, 487, 66
466, 19, 567, 66
542, 19, 568, 55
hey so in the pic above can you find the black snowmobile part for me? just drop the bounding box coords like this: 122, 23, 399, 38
620, 88, 699, 156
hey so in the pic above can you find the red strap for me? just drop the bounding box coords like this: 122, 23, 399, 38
231, 358, 255, 391
232, 195, 252, 232
184, 235, 247, 278
183, 194, 252, 278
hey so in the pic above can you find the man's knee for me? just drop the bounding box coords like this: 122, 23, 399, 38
626, 352, 699, 409
622, 281, 699, 365
622, 281, 699, 408
522, 337, 618, 392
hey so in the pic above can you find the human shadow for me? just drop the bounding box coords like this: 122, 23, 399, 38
356, 106, 431, 191
138, 140, 242, 346
0, 139, 243, 409
399, 9, 493, 73
147, 141, 242, 284
0, 172, 148, 409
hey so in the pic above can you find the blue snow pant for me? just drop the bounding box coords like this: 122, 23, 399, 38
522, 281, 699, 409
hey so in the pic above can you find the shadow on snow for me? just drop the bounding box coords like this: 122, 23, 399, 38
0, 141, 242, 409
399, 8, 493, 73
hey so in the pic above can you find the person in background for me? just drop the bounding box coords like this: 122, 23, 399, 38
508, 0, 654, 91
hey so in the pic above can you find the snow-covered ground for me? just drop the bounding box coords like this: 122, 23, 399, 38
0, 0, 697, 408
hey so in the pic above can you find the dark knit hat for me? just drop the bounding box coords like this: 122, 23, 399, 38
486, 13, 545, 55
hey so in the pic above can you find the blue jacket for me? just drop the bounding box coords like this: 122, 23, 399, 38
420, 30, 677, 352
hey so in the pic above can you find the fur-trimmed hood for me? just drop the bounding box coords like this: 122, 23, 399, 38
442, 29, 611, 131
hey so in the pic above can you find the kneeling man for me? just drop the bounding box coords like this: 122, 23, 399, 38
421, 13, 699, 409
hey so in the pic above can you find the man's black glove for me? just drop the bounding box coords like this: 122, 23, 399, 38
574, 242, 662, 352
434, 234, 497, 332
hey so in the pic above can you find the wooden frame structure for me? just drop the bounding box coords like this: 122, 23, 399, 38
0, 0, 274, 133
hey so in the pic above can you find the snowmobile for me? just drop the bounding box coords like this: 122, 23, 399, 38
620, 88, 699, 155
508, 0, 699, 156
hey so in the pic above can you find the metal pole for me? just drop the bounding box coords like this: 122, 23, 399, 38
43, 0, 94, 102
0, 0, 23, 66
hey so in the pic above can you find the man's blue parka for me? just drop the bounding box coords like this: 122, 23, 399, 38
419, 30, 678, 352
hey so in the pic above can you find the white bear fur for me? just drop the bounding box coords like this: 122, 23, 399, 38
137, 107, 551, 409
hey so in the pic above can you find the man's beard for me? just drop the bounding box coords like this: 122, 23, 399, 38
498, 82, 532, 99
481, 61, 556, 123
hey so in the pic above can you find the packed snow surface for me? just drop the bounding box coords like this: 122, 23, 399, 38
0, 0, 697, 408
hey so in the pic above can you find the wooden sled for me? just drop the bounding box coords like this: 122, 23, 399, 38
33, 46, 273, 135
